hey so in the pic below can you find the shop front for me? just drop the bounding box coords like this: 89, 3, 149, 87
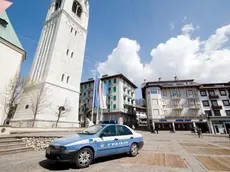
210, 117, 230, 134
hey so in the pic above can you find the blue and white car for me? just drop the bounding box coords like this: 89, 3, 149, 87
46, 124, 144, 168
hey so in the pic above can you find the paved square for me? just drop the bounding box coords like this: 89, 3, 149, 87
0, 131, 230, 172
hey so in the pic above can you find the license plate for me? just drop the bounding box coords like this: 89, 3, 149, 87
46, 147, 51, 154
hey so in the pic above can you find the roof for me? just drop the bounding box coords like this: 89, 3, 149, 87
199, 82, 230, 89
81, 74, 138, 89
0, 11, 24, 50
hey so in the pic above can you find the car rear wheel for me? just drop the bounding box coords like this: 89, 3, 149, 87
75, 148, 93, 168
129, 143, 138, 157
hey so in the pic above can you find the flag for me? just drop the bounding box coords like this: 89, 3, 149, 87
0, 0, 13, 13
93, 76, 100, 108
99, 80, 108, 109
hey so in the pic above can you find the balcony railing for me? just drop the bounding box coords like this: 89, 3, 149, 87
170, 95, 182, 99
209, 95, 219, 99
189, 104, 201, 109
187, 94, 199, 99
172, 105, 184, 109
211, 105, 222, 110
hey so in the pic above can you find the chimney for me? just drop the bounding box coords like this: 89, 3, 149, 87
158, 77, 161, 81
174, 76, 177, 80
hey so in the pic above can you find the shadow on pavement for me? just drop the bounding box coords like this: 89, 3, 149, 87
39, 154, 127, 171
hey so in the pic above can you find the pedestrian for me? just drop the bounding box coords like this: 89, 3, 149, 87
228, 129, 230, 140
155, 125, 159, 134
197, 128, 203, 138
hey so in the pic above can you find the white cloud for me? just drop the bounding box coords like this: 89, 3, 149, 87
96, 24, 230, 87
181, 23, 195, 35
170, 22, 175, 30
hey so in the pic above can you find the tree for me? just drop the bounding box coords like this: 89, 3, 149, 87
30, 86, 50, 127
2, 75, 29, 125
51, 99, 71, 128
81, 103, 92, 127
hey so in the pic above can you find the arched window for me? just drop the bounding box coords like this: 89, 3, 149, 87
61, 74, 65, 81
66, 49, 69, 55
55, 0, 62, 11
71, 52, 74, 58
67, 76, 70, 83
25, 105, 29, 109
72, 1, 83, 18
71, 27, 73, 33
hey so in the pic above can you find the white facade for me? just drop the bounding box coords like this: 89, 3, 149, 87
199, 85, 230, 134
146, 86, 202, 120
0, 41, 25, 124
0, 11, 25, 125
79, 74, 137, 125
12, 0, 89, 127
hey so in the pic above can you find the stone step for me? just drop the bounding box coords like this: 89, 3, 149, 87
0, 147, 32, 155
0, 139, 22, 145
0, 142, 26, 150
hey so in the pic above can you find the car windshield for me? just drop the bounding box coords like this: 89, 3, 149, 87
80, 124, 105, 134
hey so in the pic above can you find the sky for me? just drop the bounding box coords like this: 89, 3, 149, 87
5, 0, 230, 98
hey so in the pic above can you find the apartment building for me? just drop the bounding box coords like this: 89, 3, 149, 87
79, 74, 137, 126
142, 79, 210, 132
199, 83, 230, 134
136, 106, 147, 126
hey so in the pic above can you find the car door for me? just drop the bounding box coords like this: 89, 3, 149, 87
96, 125, 119, 157
116, 125, 134, 153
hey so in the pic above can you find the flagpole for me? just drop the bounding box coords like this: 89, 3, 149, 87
91, 71, 96, 122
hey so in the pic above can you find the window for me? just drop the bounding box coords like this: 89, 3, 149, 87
223, 100, 230, 106
88, 91, 90, 96
108, 104, 110, 110
114, 79, 116, 83
108, 96, 110, 101
61, 74, 64, 81
187, 90, 193, 96
83, 92, 86, 96
25, 105, 29, 109
66, 76, 70, 83
220, 89, 227, 96
162, 89, 167, 96
109, 80, 111, 84
85, 85, 87, 89
208, 90, 215, 96
0, 18, 8, 27
101, 126, 116, 137
205, 110, 212, 116
117, 126, 133, 136
211, 100, 218, 106
71, 52, 74, 58
71, 27, 73, 33
200, 90, 207, 96
55, 0, 62, 11
113, 104, 116, 110
214, 110, 221, 116
72, 1, 83, 18
113, 96, 116, 101
75, 30, 77, 36
202, 100, 209, 107
66, 49, 69, 55
226, 110, 230, 116
113, 87, 116, 92
108, 88, 111, 92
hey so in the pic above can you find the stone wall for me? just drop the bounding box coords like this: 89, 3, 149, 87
21, 137, 59, 151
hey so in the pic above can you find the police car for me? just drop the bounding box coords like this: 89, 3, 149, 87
46, 124, 144, 168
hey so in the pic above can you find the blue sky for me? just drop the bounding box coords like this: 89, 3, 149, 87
5, 0, 230, 97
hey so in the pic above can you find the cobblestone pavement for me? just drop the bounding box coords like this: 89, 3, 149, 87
0, 131, 230, 172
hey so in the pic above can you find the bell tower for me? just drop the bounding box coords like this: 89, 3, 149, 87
12, 0, 89, 127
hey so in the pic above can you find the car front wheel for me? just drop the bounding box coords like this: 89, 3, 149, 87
129, 143, 138, 157
75, 148, 93, 168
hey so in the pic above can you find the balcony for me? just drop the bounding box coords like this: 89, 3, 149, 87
170, 95, 182, 99
187, 94, 199, 99
209, 95, 219, 99
189, 104, 201, 109
172, 105, 184, 110
212, 105, 222, 110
